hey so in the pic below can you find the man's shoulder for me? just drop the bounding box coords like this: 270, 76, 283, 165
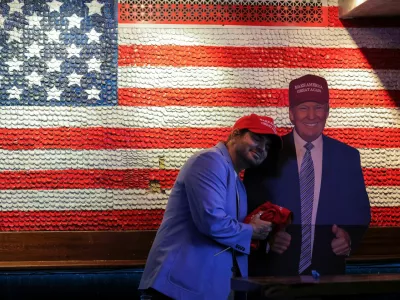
323, 134, 359, 156
187, 144, 229, 168
281, 132, 358, 152
197, 144, 226, 159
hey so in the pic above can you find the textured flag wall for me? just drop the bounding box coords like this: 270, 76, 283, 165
1, 0, 400, 231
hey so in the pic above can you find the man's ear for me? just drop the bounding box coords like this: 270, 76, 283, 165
227, 129, 241, 143
288, 107, 295, 125
325, 104, 330, 116
232, 129, 241, 137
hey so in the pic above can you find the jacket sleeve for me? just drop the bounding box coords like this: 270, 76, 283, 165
184, 151, 253, 254
343, 150, 372, 253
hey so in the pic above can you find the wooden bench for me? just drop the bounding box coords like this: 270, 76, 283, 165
0, 227, 399, 269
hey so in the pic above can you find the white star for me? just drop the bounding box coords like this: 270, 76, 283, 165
47, 86, 62, 101
45, 28, 61, 43
7, 28, 22, 43
46, 58, 63, 72
85, 1, 104, 16
86, 28, 102, 43
27, 72, 43, 87
5, 58, 23, 71
87, 57, 101, 72
67, 44, 82, 58
26, 13, 42, 28
48, 0, 63, 13
8, 1, 24, 15
66, 14, 83, 29
67, 72, 83, 86
26, 42, 43, 59
7, 86, 23, 100
86, 87, 101, 100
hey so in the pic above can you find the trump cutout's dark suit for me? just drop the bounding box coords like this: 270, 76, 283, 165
243, 132, 371, 276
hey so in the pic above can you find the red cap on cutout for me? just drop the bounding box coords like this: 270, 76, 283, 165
289, 74, 329, 107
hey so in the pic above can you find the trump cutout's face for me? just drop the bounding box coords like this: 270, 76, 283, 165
289, 101, 329, 142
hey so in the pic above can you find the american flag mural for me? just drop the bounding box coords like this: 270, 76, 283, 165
1, 0, 400, 231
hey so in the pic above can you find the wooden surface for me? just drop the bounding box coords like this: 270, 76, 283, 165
232, 274, 400, 297
0, 231, 153, 269
348, 226, 400, 260
0, 227, 399, 269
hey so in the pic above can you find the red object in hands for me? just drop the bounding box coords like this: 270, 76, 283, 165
244, 202, 293, 250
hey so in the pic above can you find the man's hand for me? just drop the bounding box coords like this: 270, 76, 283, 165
270, 230, 291, 254
331, 224, 351, 256
250, 212, 272, 240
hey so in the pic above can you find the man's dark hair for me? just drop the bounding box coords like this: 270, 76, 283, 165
226, 128, 249, 142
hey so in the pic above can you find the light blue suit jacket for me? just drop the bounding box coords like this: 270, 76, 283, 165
139, 142, 253, 300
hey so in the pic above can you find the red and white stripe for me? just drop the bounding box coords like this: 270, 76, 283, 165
118, 27, 400, 49
1, 186, 400, 211
0, 106, 398, 128
0, 148, 399, 170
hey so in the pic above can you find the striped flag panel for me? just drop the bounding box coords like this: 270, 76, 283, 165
0, 0, 399, 230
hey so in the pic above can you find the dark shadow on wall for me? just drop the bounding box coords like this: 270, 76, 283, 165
329, 15, 400, 228
334, 15, 400, 106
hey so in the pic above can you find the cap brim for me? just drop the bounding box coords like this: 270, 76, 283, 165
291, 97, 327, 107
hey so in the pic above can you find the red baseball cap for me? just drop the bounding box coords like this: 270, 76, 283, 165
233, 114, 282, 149
289, 74, 329, 107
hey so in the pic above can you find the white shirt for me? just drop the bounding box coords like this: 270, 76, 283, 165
293, 129, 323, 257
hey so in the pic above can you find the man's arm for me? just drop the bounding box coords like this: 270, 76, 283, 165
336, 150, 371, 255
185, 152, 263, 255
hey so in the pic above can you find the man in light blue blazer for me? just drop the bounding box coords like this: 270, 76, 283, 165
139, 114, 283, 300
244, 75, 371, 277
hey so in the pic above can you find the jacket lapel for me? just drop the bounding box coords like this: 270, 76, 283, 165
215, 142, 246, 220
281, 132, 302, 224
315, 135, 333, 224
